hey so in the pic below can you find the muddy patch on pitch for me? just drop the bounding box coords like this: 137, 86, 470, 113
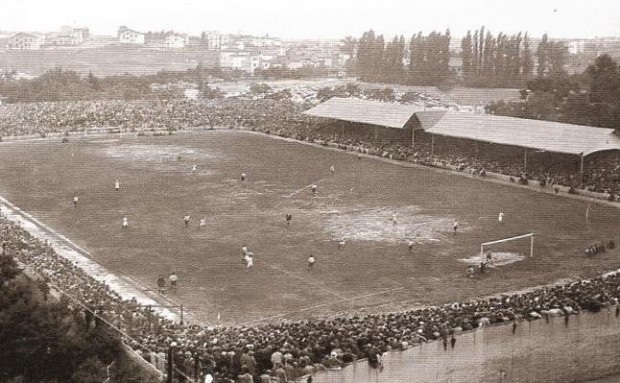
324, 206, 454, 243
459, 252, 525, 267
102, 144, 214, 162
100, 144, 219, 173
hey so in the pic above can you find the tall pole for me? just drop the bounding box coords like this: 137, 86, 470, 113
580, 153, 584, 184
167, 345, 175, 383
431, 135, 435, 157
523, 148, 528, 172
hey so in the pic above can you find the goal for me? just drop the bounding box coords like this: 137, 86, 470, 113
480, 233, 534, 265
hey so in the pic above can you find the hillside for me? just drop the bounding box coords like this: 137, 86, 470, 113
0, 45, 218, 76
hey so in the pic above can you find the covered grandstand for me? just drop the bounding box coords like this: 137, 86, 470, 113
304, 97, 425, 145
305, 98, 620, 179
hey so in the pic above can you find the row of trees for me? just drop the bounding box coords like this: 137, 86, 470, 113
351, 28, 568, 88
0, 66, 228, 103
461, 28, 534, 87
487, 54, 620, 129
355, 29, 451, 86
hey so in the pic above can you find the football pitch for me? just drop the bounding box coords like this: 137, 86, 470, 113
1, 130, 620, 325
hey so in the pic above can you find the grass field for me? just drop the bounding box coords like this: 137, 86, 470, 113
1, 130, 620, 326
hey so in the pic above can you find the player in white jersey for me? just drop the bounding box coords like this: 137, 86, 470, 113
391, 214, 398, 225
241, 173, 247, 182
184, 215, 191, 228
311, 184, 317, 195
307, 255, 315, 271
498, 212, 504, 223
199, 218, 206, 227
241, 246, 249, 262
115, 179, 120, 192
330, 164, 335, 174
192, 164, 197, 173
73, 196, 79, 207
122, 215, 128, 229
245, 252, 254, 271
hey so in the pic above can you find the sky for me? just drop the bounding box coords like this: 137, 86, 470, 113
1, 0, 619, 39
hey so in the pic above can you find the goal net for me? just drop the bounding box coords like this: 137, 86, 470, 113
480, 233, 534, 267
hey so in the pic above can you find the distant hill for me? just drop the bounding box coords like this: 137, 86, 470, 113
0, 45, 218, 76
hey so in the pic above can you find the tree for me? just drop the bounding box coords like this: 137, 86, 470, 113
340, 36, 357, 74
383, 35, 405, 83
356, 30, 377, 81
522, 33, 534, 77
548, 41, 568, 78
408, 32, 425, 83
461, 31, 473, 79
478, 26, 485, 77
482, 31, 495, 80
472, 29, 480, 78
537, 33, 549, 77
371, 34, 385, 82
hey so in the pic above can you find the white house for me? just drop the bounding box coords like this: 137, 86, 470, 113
118, 26, 145, 45
8, 33, 43, 50
165, 33, 188, 49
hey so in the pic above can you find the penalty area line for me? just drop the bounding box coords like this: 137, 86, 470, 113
282, 178, 327, 199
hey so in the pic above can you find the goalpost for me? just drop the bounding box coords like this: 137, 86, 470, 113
480, 233, 534, 265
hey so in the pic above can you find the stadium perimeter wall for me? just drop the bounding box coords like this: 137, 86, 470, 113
310, 309, 620, 383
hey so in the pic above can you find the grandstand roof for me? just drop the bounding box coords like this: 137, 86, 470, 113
416, 111, 620, 156
303, 97, 425, 129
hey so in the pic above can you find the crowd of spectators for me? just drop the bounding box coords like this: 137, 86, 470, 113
0, 99, 306, 137
2, 211, 620, 383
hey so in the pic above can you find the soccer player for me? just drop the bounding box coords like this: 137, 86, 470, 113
311, 184, 317, 195
241, 245, 248, 256
408, 240, 414, 253
241, 173, 247, 182
498, 212, 504, 223
192, 164, 197, 173
285, 212, 292, 226
307, 255, 315, 271
330, 164, 335, 174
391, 214, 398, 225
168, 272, 178, 291
73, 196, 79, 207
466, 265, 475, 278
453, 220, 459, 235
338, 240, 346, 250
157, 275, 166, 295
199, 217, 206, 227
115, 179, 120, 192
245, 252, 254, 271
486, 251, 494, 267
122, 215, 128, 229
184, 215, 190, 228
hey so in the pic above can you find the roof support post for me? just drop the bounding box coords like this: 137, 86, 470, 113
580, 153, 585, 183
523, 148, 528, 172
431, 134, 435, 157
